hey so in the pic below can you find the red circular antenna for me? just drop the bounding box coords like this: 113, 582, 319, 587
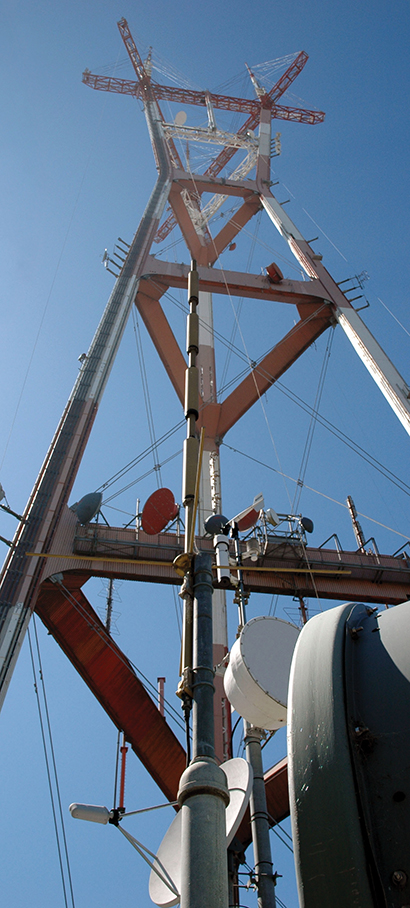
141, 488, 179, 535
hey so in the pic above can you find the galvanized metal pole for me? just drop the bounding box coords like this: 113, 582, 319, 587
232, 524, 276, 908
244, 725, 277, 908
178, 552, 229, 908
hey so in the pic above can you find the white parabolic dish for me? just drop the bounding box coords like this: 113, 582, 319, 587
149, 757, 253, 907
224, 616, 300, 730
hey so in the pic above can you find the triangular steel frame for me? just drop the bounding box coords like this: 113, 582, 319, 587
1, 17, 409, 825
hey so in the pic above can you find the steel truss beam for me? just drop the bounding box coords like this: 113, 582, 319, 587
1, 18, 409, 835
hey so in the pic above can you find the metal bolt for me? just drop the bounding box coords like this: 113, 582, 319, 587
392, 870, 407, 890
349, 625, 363, 639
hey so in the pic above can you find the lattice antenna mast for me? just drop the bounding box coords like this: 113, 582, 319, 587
116, 18, 183, 172
83, 32, 324, 244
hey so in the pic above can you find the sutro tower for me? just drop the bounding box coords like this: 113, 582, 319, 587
1, 17, 410, 908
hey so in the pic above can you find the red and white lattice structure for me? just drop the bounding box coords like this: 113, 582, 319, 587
1, 18, 410, 833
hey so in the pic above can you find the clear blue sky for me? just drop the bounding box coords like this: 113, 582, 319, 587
1, 2, 409, 906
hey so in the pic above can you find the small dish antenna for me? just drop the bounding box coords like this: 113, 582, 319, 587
230, 492, 264, 532
141, 488, 179, 535
73, 491, 103, 525
149, 757, 253, 907
204, 513, 229, 536
224, 616, 300, 730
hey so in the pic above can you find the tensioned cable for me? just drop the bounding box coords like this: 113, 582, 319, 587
131, 307, 162, 488
52, 580, 187, 735
94, 290, 409, 505
377, 297, 410, 339
0, 47, 124, 474
161, 162, 322, 514
172, 585, 183, 641
274, 379, 410, 498
301, 208, 348, 262
222, 442, 410, 540
102, 450, 181, 504
117, 824, 180, 895
95, 419, 185, 493
93, 307, 409, 505
276, 896, 290, 908
232, 220, 305, 276
292, 328, 334, 514
28, 620, 76, 908
220, 210, 263, 390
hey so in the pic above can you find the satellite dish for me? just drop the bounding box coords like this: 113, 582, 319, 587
174, 111, 187, 127
224, 616, 300, 730
301, 516, 314, 534
141, 488, 179, 535
204, 513, 229, 535
265, 507, 280, 527
75, 491, 103, 525
149, 758, 252, 907
230, 493, 264, 532
224, 757, 253, 842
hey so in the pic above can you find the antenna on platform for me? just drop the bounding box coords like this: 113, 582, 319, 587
141, 488, 179, 535
71, 491, 103, 525
224, 616, 300, 729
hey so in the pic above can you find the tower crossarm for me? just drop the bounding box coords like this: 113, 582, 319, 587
81, 73, 324, 127
154, 53, 324, 242
270, 103, 325, 125
268, 50, 309, 103
81, 21, 324, 249
117, 16, 150, 84
82, 70, 143, 98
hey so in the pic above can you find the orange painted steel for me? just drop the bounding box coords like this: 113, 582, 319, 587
35, 576, 186, 804
34, 565, 289, 826
133, 261, 333, 443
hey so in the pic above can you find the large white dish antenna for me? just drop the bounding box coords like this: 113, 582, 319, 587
224, 616, 300, 730
149, 757, 252, 907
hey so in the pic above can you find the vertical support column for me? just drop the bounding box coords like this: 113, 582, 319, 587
157, 676, 166, 716
245, 725, 277, 908
197, 290, 230, 761
256, 106, 271, 189
0, 95, 173, 711
232, 531, 276, 908
178, 552, 229, 908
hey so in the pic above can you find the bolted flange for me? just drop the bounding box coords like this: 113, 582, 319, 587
177, 758, 230, 808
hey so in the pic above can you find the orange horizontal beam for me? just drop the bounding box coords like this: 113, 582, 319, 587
139, 256, 327, 306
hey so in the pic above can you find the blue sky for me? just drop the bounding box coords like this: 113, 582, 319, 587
1, 2, 410, 906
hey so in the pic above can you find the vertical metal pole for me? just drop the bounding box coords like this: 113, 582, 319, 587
244, 725, 277, 908
118, 733, 128, 812
196, 288, 229, 763
178, 553, 229, 908
231, 524, 276, 908
157, 676, 165, 716
105, 578, 114, 634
